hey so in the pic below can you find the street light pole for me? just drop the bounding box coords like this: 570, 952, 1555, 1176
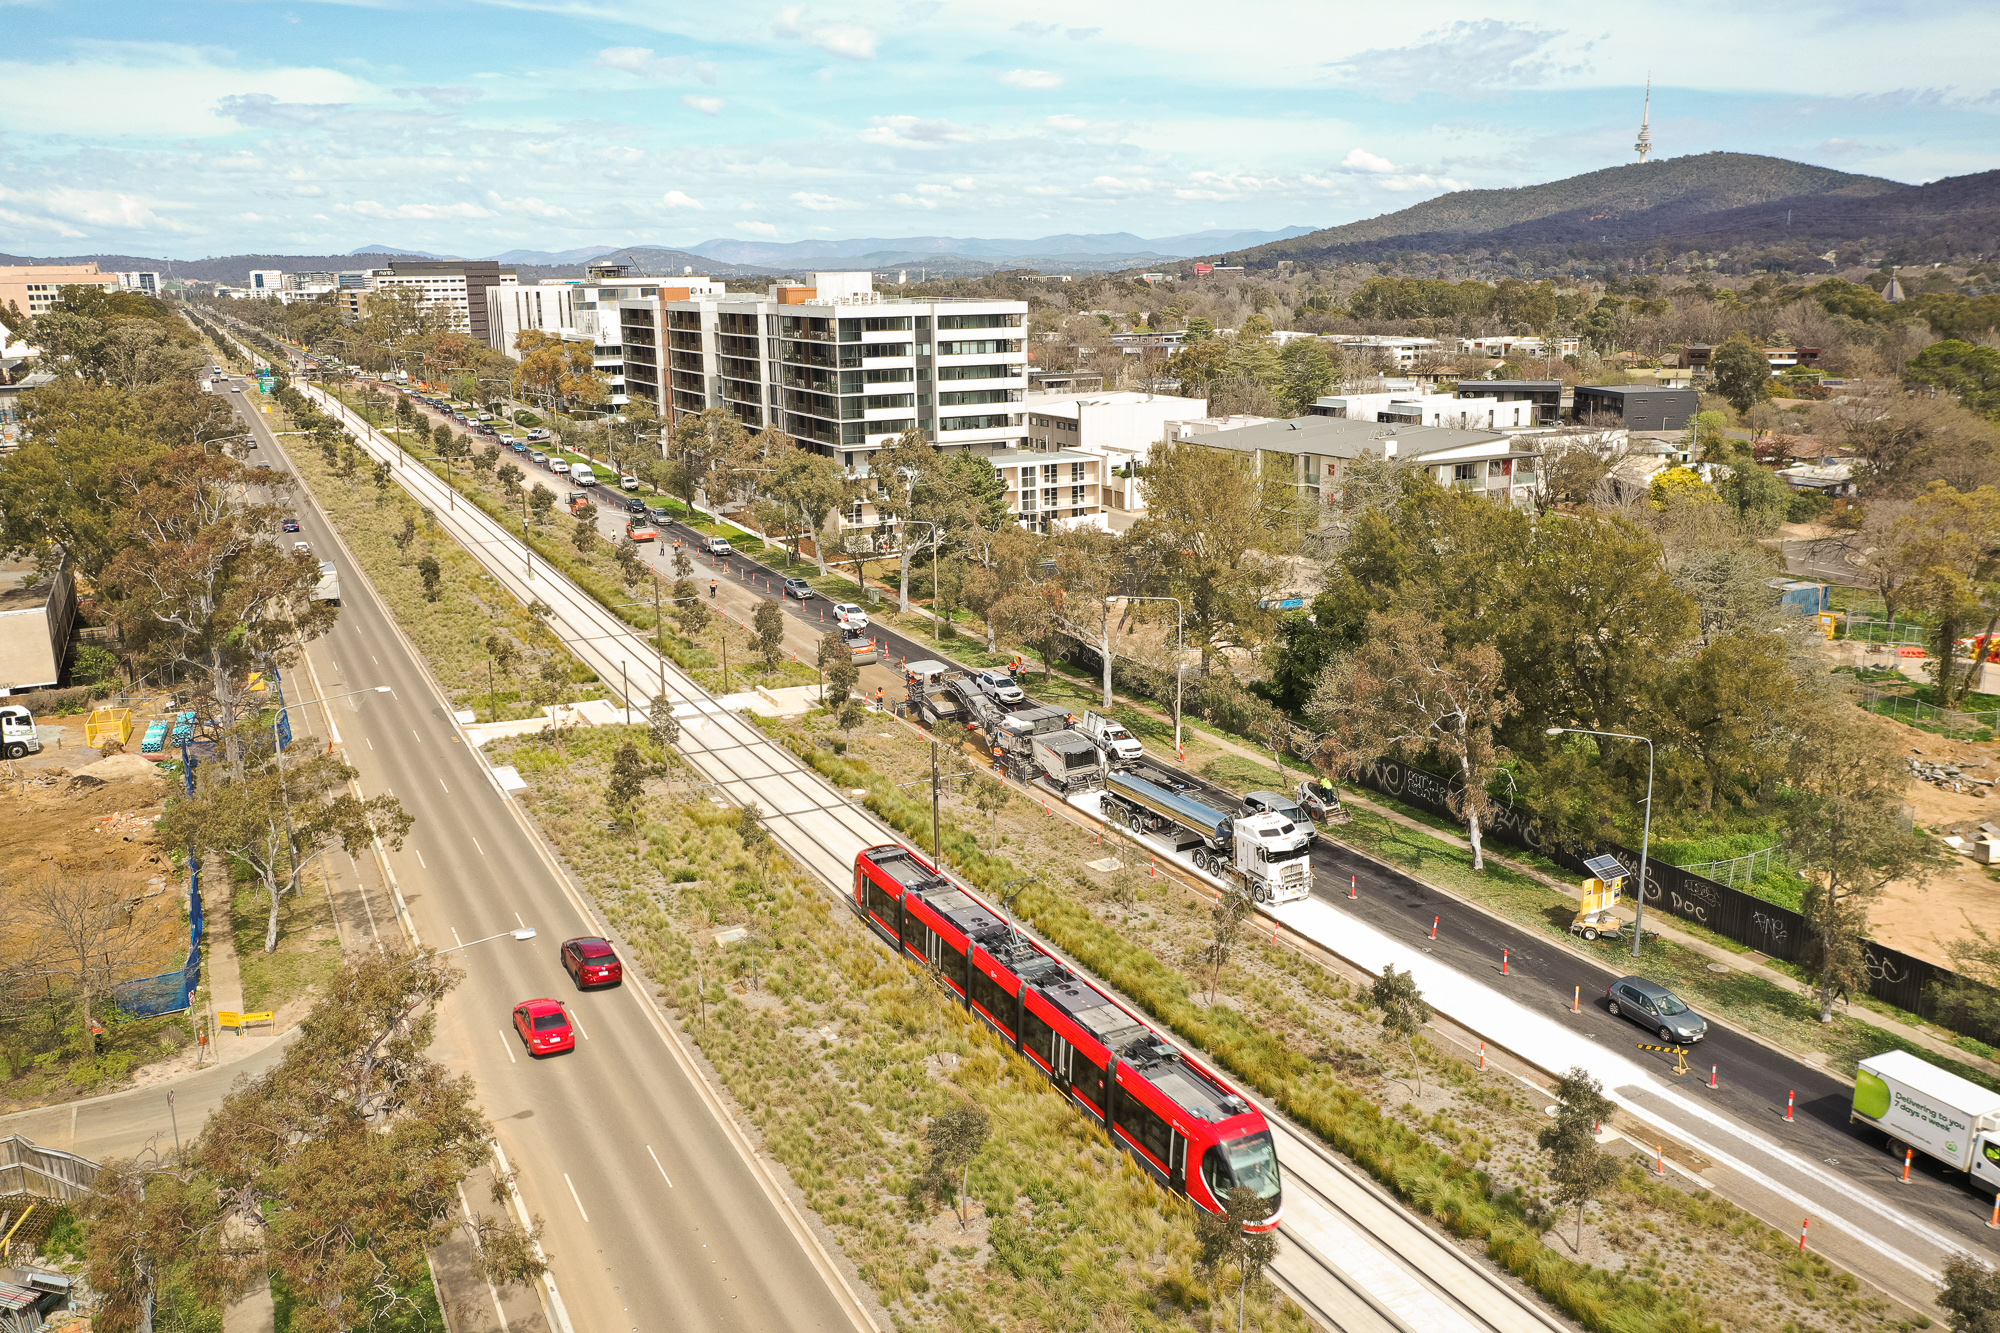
1547, 725, 1655, 957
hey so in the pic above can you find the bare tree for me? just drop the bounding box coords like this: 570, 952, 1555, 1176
16, 868, 165, 1058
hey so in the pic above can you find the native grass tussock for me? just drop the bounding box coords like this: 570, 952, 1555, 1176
758, 714, 1906, 1333
489, 725, 1311, 1333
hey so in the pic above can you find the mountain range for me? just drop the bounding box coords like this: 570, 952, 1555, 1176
1214, 153, 2000, 268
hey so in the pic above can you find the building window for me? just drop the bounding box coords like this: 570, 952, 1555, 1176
1453, 463, 1477, 481
1071, 462, 1085, 481
1071, 485, 1086, 504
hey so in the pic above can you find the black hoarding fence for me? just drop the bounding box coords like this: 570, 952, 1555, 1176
1352, 756, 2000, 1047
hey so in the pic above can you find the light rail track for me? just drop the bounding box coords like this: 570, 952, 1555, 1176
289, 371, 1572, 1333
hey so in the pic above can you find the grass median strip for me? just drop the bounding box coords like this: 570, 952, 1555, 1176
760, 708, 1914, 1333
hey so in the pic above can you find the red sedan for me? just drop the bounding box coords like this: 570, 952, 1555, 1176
512, 998, 575, 1056
561, 937, 623, 989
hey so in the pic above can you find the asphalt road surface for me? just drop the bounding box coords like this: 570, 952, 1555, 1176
226, 388, 873, 1333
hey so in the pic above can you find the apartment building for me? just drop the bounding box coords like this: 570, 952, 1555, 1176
989, 449, 1105, 532
1310, 390, 1535, 429
1459, 334, 1580, 360
248, 269, 286, 292
0, 263, 123, 318
637, 271, 1028, 466
1184, 415, 1540, 509
365, 260, 518, 346
489, 262, 724, 408
113, 271, 162, 294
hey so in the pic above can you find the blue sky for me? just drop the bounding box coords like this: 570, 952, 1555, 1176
2, 1, 1997, 259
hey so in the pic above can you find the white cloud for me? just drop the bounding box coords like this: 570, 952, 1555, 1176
739, 220, 779, 235
1342, 148, 1397, 173
999, 69, 1063, 90
1323, 20, 1580, 102
681, 95, 724, 115
662, 190, 704, 209
1046, 114, 1090, 131
774, 7, 878, 61
790, 191, 855, 210
339, 200, 498, 220
596, 46, 688, 79
0, 183, 189, 237
0, 45, 372, 138
860, 115, 974, 146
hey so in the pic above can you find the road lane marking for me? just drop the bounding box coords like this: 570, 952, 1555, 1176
415, 848, 427, 869
564, 1173, 590, 1222
452, 928, 463, 947
440, 778, 450, 793
499, 1030, 515, 1064
647, 1145, 674, 1188
473, 837, 484, 855
515, 912, 526, 928
372, 655, 378, 664
366, 737, 374, 750
567, 1011, 589, 1041
413, 729, 423, 743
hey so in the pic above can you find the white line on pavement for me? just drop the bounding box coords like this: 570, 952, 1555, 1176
473, 837, 484, 855
440, 778, 450, 793
498, 1030, 515, 1065
647, 1145, 674, 1188
564, 1173, 590, 1222
415, 848, 427, 869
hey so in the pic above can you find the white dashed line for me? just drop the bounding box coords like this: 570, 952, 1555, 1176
472, 837, 484, 855
498, 1030, 515, 1064
415, 848, 427, 869
564, 1173, 590, 1222
648, 1145, 674, 1188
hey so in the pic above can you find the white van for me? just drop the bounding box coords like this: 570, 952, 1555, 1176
571, 464, 597, 487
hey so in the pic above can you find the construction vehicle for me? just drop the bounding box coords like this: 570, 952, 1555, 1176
1851, 1049, 2000, 1195
997, 728, 1103, 793
1099, 770, 1312, 903
0, 705, 44, 760
1077, 710, 1144, 767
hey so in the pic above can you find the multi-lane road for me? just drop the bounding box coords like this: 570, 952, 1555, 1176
222, 377, 877, 1333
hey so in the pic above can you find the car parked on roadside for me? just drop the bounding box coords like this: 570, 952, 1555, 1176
972, 669, 1023, 705
561, 937, 623, 989
526, 427, 552, 441
783, 578, 814, 600
1606, 976, 1707, 1045
511, 998, 575, 1055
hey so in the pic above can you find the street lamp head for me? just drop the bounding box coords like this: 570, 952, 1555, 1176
374, 686, 394, 693
1106, 596, 1125, 604
510, 928, 538, 941
1545, 727, 1566, 736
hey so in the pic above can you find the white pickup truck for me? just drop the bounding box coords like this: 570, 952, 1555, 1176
1078, 709, 1144, 767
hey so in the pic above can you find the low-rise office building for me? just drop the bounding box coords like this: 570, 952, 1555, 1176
366, 260, 519, 346
1570, 384, 1697, 432
1183, 415, 1540, 509
1454, 380, 1564, 426
1310, 390, 1536, 429
0, 263, 124, 318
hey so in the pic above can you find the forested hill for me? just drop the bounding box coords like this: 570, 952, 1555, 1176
1225, 153, 1900, 264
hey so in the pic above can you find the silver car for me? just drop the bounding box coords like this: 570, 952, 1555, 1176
972, 669, 1025, 706
1607, 976, 1707, 1045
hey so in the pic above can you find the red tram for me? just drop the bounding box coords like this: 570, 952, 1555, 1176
852, 843, 1282, 1231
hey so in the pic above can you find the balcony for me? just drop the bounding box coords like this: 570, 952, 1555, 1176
718, 334, 759, 359
668, 331, 703, 352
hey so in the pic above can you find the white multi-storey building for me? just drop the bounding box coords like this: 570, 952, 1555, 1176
634, 271, 1028, 467
113, 271, 162, 294
364, 260, 519, 346
247, 269, 285, 293
488, 261, 724, 408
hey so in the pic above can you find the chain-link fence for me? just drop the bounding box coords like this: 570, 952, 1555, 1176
1839, 617, 1933, 647
1671, 844, 1786, 889
1860, 687, 2000, 740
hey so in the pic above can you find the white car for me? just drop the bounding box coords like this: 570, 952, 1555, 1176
620, 474, 640, 491
833, 602, 869, 630
526, 428, 552, 441
550, 460, 570, 475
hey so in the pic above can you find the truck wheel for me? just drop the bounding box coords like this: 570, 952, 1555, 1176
3, 743, 23, 760
1581, 927, 1598, 941
1192, 849, 1210, 873
1886, 1137, 1907, 1161
1254, 882, 1271, 904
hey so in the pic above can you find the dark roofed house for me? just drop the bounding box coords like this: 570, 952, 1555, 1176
1571, 384, 1697, 432
1453, 380, 1563, 425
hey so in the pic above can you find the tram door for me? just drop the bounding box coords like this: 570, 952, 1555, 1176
1168, 1130, 1188, 1193
1050, 1037, 1074, 1094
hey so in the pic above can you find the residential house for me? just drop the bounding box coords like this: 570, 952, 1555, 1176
1180, 415, 1540, 509
1570, 384, 1698, 431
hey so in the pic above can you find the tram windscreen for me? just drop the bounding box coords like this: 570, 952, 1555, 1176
1202, 1130, 1281, 1210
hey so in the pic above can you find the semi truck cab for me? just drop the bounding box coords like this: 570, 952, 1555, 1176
0, 705, 43, 759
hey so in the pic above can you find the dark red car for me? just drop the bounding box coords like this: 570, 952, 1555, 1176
512, 998, 575, 1055
561, 937, 623, 989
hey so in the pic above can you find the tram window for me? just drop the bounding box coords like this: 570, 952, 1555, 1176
941, 938, 968, 993
866, 880, 899, 933
970, 967, 1012, 1030
1113, 1084, 1172, 1165
1073, 1054, 1106, 1109
1022, 1006, 1055, 1066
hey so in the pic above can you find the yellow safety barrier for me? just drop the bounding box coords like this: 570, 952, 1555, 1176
1637, 1042, 1692, 1076
85, 707, 133, 749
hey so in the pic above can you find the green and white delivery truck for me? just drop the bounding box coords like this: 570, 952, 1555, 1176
1850, 1049, 2000, 1195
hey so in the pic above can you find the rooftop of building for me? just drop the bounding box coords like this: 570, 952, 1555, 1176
1188, 414, 1506, 460
1572, 383, 1698, 398
1022, 390, 1208, 418
987, 448, 1101, 467
0, 557, 62, 614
